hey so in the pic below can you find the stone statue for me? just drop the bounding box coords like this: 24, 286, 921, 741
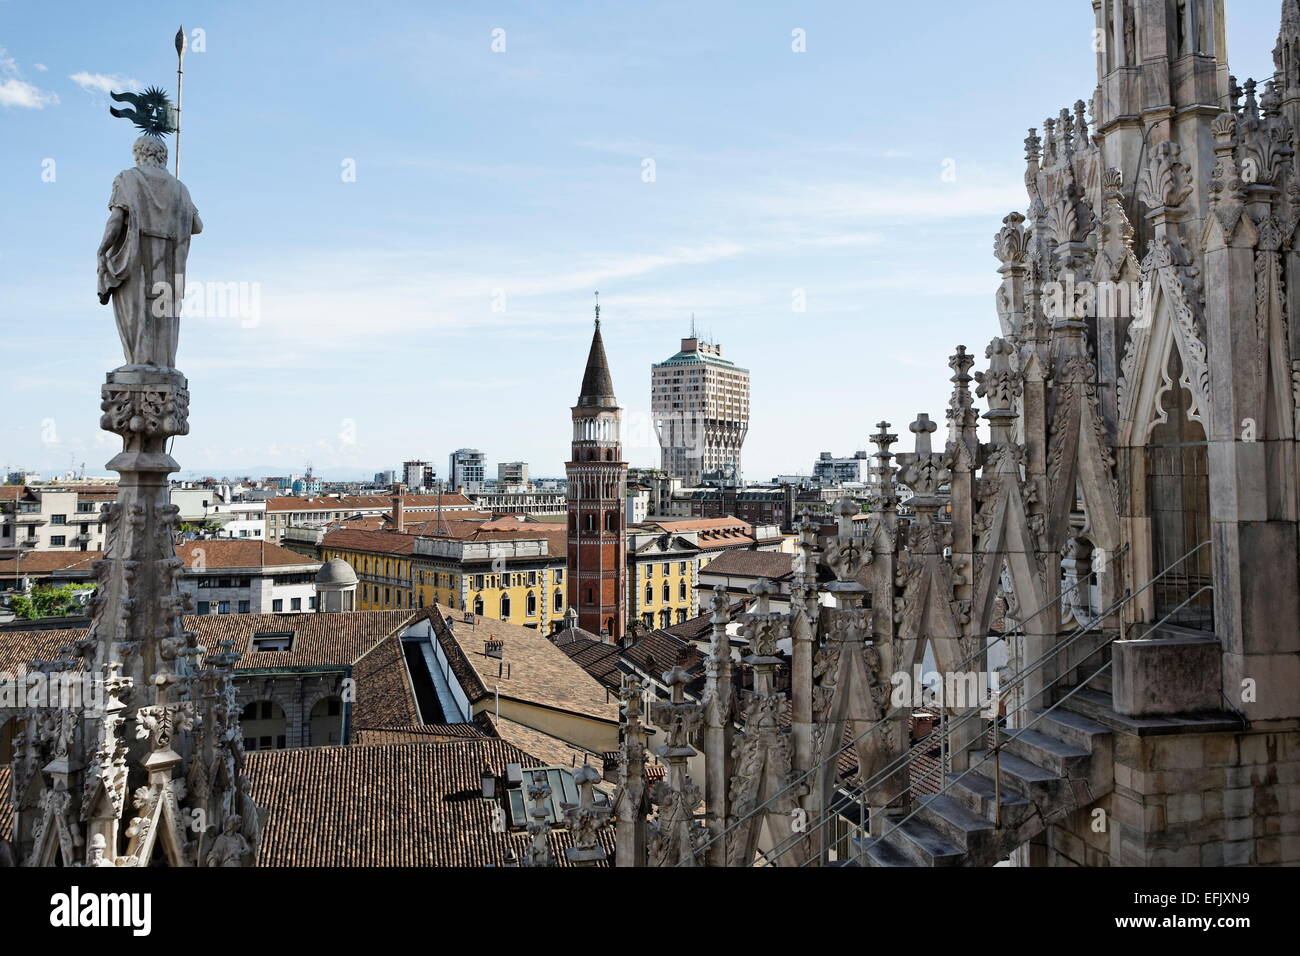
96, 135, 202, 370
205, 815, 250, 867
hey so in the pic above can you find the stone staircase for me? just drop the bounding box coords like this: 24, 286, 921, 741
856, 704, 1114, 867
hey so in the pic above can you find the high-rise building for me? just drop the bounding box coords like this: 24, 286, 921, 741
497, 461, 529, 488
448, 449, 486, 491
566, 310, 627, 640
651, 334, 749, 487
402, 460, 435, 490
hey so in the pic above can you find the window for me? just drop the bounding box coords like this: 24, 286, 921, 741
473, 595, 484, 615
500, 594, 511, 619
677, 609, 688, 624
645, 583, 653, 605
309, 597, 317, 610
648, 563, 655, 577
251, 632, 294, 652
554, 589, 563, 610
51, 514, 66, 525
679, 561, 687, 574
526, 591, 537, 616
291, 597, 302, 611
584, 514, 595, 532
663, 582, 671, 602
197, 601, 210, 615
218, 601, 230, 614
679, 581, 687, 600
77, 502, 95, 513
50, 535, 66, 547
272, 599, 284, 612
238, 600, 250, 613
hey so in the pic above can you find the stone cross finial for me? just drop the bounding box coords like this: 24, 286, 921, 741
563, 760, 612, 865
522, 771, 555, 867
909, 413, 937, 455
747, 576, 774, 615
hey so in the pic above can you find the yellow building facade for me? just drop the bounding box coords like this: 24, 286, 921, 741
627, 527, 699, 630
319, 527, 568, 631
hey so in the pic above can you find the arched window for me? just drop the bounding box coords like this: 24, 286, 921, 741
473, 594, 484, 615
679, 580, 687, 601
645, 583, 654, 605
526, 591, 537, 616
309, 696, 343, 746
240, 701, 288, 751
605, 511, 616, 531
500, 594, 511, 619
554, 589, 563, 609
584, 514, 596, 532
663, 581, 671, 602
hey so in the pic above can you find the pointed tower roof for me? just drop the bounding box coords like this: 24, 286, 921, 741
576, 300, 618, 409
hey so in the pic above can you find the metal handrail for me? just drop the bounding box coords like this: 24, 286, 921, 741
746, 541, 1209, 866
681, 548, 1123, 864
757, 576, 1213, 867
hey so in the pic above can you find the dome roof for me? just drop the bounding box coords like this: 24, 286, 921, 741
315, 557, 358, 587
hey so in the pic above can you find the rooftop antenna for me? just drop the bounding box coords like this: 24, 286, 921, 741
690, 313, 696, 338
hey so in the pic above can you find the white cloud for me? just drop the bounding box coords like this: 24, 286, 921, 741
0, 78, 59, 109
33, 63, 47, 72
0, 47, 58, 109
70, 71, 141, 94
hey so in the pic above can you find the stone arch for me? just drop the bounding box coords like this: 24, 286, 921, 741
309, 695, 343, 746
241, 700, 287, 751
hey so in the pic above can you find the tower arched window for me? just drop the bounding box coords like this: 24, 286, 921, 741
605, 511, 617, 531
585, 514, 596, 532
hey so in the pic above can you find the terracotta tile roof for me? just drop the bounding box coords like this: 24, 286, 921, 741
190, 610, 422, 670
623, 629, 707, 696
699, 549, 795, 580
321, 528, 419, 555
265, 493, 474, 513
487, 715, 589, 769
0, 626, 83, 670
662, 599, 750, 642
0, 552, 103, 577
352, 723, 490, 745
244, 738, 614, 866
0, 542, 317, 578
554, 637, 624, 692
176, 540, 320, 570
350, 633, 420, 729
431, 606, 618, 723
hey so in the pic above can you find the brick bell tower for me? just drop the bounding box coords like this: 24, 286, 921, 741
566, 297, 627, 640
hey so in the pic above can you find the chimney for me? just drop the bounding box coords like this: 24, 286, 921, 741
391, 482, 406, 533
484, 639, 504, 659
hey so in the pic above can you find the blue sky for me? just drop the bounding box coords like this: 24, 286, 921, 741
0, 0, 1285, 481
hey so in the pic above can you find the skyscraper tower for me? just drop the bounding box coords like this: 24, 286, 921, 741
651, 327, 749, 486
566, 300, 627, 639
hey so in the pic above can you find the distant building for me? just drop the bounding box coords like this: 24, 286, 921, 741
374, 470, 396, 486
0, 484, 118, 553
497, 461, 529, 488
813, 449, 870, 485
402, 460, 435, 490
449, 448, 486, 491
291, 475, 322, 496
263, 492, 478, 542
651, 335, 750, 486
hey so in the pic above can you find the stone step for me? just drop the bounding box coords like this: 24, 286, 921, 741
1029, 708, 1112, 753
890, 817, 966, 867
856, 836, 913, 867
913, 793, 997, 854
996, 726, 1091, 776
945, 769, 1032, 828
970, 747, 1064, 804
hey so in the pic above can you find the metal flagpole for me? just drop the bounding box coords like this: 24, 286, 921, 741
174, 25, 186, 178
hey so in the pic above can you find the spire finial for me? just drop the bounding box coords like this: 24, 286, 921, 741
594, 290, 600, 328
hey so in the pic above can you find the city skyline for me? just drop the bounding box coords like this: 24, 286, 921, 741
0, 1, 1285, 481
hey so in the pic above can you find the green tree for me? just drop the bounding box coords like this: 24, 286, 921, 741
10, 583, 96, 620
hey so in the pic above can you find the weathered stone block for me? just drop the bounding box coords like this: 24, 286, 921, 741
1223, 839, 1253, 866
1114, 635, 1221, 716
1203, 733, 1238, 766
1200, 842, 1224, 867
1223, 788, 1254, 819
1166, 792, 1203, 824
